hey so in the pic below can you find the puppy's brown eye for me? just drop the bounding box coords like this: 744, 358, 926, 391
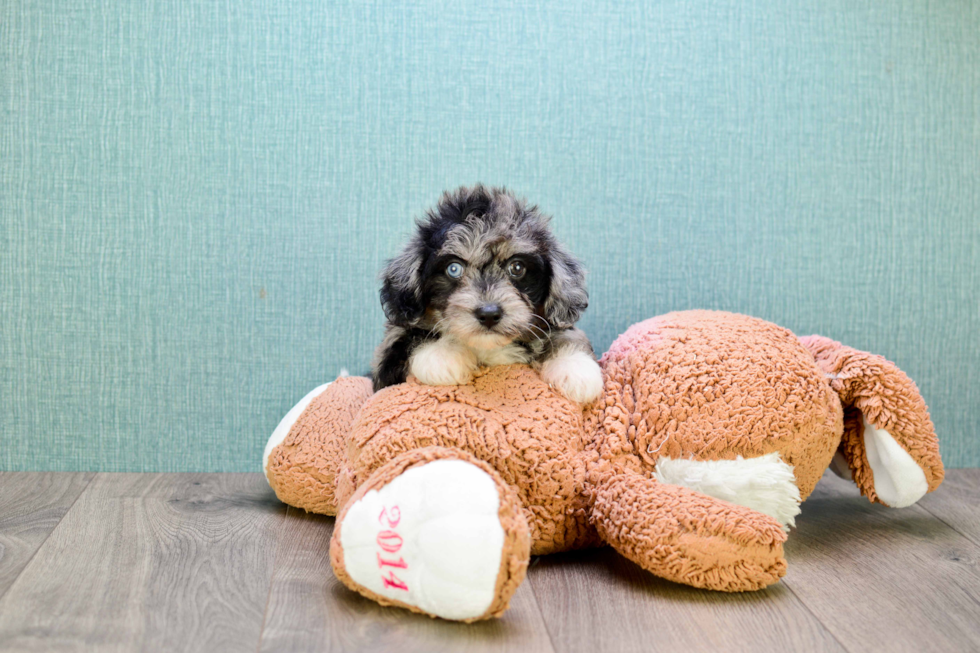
446, 262, 464, 279
506, 260, 526, 279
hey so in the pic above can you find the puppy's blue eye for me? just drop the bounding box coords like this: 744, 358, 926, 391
446, 262, 464, 279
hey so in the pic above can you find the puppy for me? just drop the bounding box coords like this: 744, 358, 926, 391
371, 185, 603, 404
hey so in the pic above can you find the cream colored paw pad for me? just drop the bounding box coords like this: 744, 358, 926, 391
339, 460, 505, 621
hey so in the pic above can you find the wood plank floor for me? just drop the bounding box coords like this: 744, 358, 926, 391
0, 470, 977, 652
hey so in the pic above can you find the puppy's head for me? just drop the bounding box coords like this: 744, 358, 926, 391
380, 185, 587, 349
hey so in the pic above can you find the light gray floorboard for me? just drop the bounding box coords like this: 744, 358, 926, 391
0, 473, 285, 653
528, 546, 843, 653
1, 471, 978, 652
917, 468, 980, 547
782, 470, 980, 653
0, 472, 95, 601
258, 506, 556, 653
0, 472, 95, 597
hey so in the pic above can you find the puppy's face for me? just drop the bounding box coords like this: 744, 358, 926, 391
426, 233, 548, 350
381, 186, 588, 348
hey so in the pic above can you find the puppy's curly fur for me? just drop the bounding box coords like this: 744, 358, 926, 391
371, 185, 603, 403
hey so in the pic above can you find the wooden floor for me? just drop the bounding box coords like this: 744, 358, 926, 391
0, 471, 978, 653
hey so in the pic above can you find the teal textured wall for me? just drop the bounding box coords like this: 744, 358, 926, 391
2, 0, 977, 471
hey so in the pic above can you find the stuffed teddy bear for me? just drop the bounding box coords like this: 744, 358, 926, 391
263, 310, 943, 622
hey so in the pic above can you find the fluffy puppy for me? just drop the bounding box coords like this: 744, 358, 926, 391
371, 185, 603, 403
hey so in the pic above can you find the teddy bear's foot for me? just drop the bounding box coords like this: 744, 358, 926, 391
264, 374, 374, 515
264, 381, 335, 476
330, 448, 531, 622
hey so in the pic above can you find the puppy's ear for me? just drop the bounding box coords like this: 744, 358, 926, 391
379, 241, 425, 327
544, 246, 588, 329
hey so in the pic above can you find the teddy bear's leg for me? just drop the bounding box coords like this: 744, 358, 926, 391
330, 446, 531, 622
264, 374, 374, 515
800, 335, 944, 507
590, 472, 787, 592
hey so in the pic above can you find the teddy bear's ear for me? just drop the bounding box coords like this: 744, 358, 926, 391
799, 335, 944, 508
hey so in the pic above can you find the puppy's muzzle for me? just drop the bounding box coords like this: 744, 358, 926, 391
474, 303, 504, 328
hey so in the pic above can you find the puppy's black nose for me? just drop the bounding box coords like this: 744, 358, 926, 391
474, 304, 503, 328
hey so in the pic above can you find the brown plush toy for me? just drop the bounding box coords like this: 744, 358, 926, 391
263, 310, 943, 622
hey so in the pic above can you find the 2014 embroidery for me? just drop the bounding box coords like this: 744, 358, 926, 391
377, 505, 408, 591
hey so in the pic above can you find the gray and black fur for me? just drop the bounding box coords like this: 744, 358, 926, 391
372, 185, 593, 392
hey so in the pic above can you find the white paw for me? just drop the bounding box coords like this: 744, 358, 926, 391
655, 452, 802, 530
339, 460, 506, 621
410, 338, 478, 386
540, 350, 604, 403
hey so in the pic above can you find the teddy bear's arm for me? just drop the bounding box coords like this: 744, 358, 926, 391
590, 472, 787, 592
800, 335, 944, 508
